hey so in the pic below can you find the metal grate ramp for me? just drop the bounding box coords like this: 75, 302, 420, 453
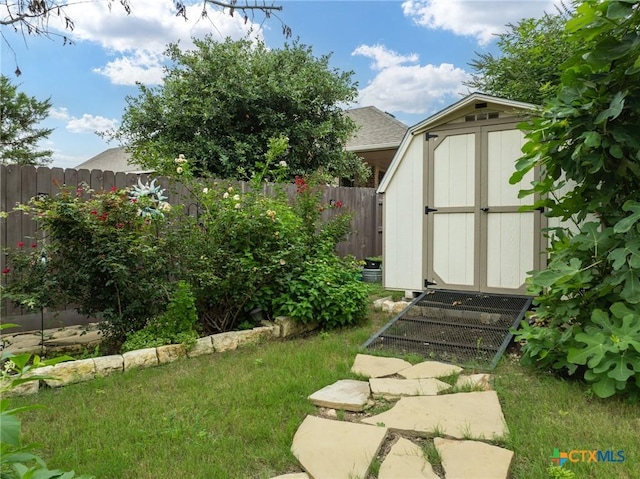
362, 289, 532, 369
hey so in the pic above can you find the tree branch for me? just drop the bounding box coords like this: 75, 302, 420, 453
204, 0, 282, 11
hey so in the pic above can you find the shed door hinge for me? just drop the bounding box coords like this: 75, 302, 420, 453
425, 206, 438, 214
424, 279, 437, 288
425, 132, 438, 141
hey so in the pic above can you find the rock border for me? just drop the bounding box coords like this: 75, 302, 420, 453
2, 317, 319, 396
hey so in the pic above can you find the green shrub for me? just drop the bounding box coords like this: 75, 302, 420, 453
122, 281, 199, 352
165, 141, 367, 333
515, 209, 640, 398
3, 185, 171, 346
273, 252, 369, 328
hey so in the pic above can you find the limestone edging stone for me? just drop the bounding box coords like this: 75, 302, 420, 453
3, 319, 311, 396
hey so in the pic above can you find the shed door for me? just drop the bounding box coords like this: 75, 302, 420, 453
426, 124, 540, 293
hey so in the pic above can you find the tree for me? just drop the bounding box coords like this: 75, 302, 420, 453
0, 75, 53, 165
465, 9, 573, 104
111, 37, 368, 181
511, 0, 640, 398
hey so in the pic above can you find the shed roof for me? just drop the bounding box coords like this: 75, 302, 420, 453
377, 93, 537, 193
345, 106, 408, 152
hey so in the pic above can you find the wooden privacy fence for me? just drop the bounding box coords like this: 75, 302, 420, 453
0, 164, 382, 328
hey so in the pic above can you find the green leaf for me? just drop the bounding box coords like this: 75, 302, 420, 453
607, 1, 633, 19
582, 131, 601, 148
567, 331, 608, 367
614, 201, 640, 233
590, 374, 618, 398
0, 410, 22, 447
607, 354, 639, 382
620, 270, 640, 303
595, 91, 626, 124
609, 144, 623, 159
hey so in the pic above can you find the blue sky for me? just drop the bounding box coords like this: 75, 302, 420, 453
1, 0, 562, 169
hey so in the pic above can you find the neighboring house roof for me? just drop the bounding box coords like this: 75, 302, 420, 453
345, 106, 408, 152
377, 93, 537, 193
74, 147, 150, 173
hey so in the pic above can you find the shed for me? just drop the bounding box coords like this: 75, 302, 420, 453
377, 93, 542, 295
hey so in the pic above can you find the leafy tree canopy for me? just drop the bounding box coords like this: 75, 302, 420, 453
465, 8, 573, 104
111, 37, 368, 181
0, 74, 53, 166
512, 0, 640, 399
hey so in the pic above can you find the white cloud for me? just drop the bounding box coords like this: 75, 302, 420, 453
50, 107, 71, 120
93, 51, 165, 86
352, 44, 419, 70
402, 0, 562, 45
66, 114, 119, 134
353, 44, 470, 115
48, 0, 264, 85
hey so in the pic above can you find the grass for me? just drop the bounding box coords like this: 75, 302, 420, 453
7, 288, 639, 479
494, 355, 639, 479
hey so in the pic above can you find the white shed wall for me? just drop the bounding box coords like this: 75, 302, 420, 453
382, 135, 424, 291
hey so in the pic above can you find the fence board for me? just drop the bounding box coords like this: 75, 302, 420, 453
1, 165, 382, 327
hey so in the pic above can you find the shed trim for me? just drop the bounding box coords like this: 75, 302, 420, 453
377, 93, 537, 193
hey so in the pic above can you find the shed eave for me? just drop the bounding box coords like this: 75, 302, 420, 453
346, 142, 399, 152
377, 93, 538, 194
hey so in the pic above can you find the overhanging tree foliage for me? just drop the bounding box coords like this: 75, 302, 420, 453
512, 0, 640, 399
111, 37, 368, 181
465, 8, 573, 104
1, 0, 289, 75
0, 74, 53, 165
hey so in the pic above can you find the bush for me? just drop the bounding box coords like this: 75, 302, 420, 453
165, 143, 367, 332
515, 212, 640, 398
122, 281, 199, 352
273, 251, 369, 328
3, 184, 171, 346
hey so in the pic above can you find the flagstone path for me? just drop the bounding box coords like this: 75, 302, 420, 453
273, 354, 514, 479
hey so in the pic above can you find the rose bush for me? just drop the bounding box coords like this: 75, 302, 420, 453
3, 137, 370, 349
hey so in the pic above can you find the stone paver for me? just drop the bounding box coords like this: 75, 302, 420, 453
398, 360, 463, 379
361, 391, 508, 440
455, 373, 493, 391
308, 379, 371, 412
378, 437, 439, 479
351, 353, 412, 378
43, 330, 102, 346
435, 437, 514, 479
369, 377, 450, 398
291, 415, 387, 479
270, 474, 309, 479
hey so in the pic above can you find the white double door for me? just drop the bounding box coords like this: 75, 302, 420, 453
425, 123, 543, 293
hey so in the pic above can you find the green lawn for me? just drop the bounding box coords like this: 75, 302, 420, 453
8, 291, 639, 479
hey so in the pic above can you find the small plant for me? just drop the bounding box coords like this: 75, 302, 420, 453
363, 256, 382, 269
368, 457, 381, 476
422, 441, 442, 467
547, 465, 576, 479
121, 281, 199, 352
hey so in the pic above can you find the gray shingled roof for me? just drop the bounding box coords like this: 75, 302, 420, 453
74, 147, 146, 173
345, 106, 408, 152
